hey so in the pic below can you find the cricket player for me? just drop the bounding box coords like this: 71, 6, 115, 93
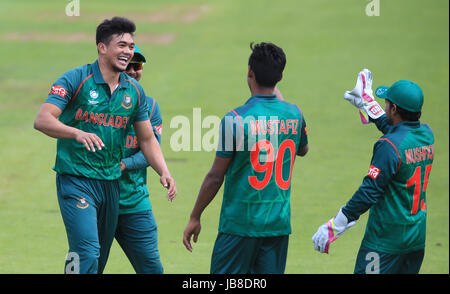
114, 45, 165, 273
33, 17, 176, 274
312, 69, 434, 274
183, 42, 309, 274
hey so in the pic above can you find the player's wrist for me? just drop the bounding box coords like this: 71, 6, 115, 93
333, 208, 348, 228
189, 213, 201, 221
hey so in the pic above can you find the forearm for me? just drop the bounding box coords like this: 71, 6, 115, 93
190, 172, 225, 220
34, 106, 78, 139
342, 179, 385, 222
139, 136, 170, 176
122, 150, 149, 171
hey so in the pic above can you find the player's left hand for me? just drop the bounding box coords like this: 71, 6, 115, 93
312, 208, 356, 254
119, 161, 126, 172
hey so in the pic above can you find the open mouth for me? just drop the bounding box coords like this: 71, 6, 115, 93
117, 56, 130, 67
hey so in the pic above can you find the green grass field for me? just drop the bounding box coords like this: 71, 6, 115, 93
0, 0, 448, 274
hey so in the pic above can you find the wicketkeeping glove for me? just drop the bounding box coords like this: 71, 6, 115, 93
312, 208, 356, 254
344, 69, 385, 124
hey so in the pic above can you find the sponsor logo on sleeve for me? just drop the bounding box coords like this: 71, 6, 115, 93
155, 125, 163, 135
49, 85, 68, 98
368, 165, 380, 179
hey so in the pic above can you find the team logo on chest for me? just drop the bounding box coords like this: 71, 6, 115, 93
121, 94, 133, 109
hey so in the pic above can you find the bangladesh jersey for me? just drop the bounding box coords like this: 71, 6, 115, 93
342, 115, 435, 254
216, 94, 308, 237
119, 96, 163, 214
45, 60, 149, 180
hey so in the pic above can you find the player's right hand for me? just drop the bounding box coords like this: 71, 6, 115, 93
160, 175, 177, 202
74, 130, 105, 152
344, 69, 385, 124
312, 208, 356, 254
183, 218, 201, 252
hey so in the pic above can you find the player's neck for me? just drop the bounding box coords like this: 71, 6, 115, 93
98, 58, 121, 92
250, 85, 275, 96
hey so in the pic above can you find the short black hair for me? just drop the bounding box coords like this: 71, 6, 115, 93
96, 17, 136, 45
390, 100, 421, 121
396, 104, 422, 121
248, 42, 286, 87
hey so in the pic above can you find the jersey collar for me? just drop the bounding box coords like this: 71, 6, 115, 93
246, 94, 277, 104
91, 60, 128, 88
391, 120, 420, 131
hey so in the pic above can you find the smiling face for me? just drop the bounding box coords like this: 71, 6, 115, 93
125, 60, 143, 81
98, 33, 135, 72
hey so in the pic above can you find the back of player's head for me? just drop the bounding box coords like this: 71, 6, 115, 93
391, 102, 422, 121
96, 17, 136, 45
248, 42, 286, 88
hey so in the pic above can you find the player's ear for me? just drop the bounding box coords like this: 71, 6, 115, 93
97, 42, 107, 54
392, 103, 398, 114
247, 66, 254, 78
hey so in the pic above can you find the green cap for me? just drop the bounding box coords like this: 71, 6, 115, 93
375, 80, 423, 112
133, 44, 146, 63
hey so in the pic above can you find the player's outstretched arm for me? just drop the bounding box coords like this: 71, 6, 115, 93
183, 156, 232, 252
134, 120, 176, 201
34, 103, 104, 152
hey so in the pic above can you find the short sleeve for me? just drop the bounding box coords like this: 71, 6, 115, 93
216, 113, 238, 158
299, 115, 308, 149
45, 69, 82, 111
148, 97, 163, 143
133, 83, 149, 123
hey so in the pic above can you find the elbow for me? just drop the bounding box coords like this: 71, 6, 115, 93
297, 145, 309, 157
206, 172, 224, 188
33, 117, 42, 132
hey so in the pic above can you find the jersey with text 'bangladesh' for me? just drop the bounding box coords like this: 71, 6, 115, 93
342, 115, 434, 254
216, 94, 308, 237
119, 97, 162, 214
45, 60, 149, 180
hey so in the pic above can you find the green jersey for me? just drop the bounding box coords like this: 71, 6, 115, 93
45, 60, 149, 180
216, 95, 308, 237
119, 97, 162, 214
343, 115, 435, 254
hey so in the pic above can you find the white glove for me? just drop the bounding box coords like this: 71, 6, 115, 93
344, 69, 385, 124
312, 208, 356, 254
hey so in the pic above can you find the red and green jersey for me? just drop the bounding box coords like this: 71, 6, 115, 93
45, 60, 149, 180
216, 94, 308, 237
119, 96, 163, 214
342, 115, 435, 254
